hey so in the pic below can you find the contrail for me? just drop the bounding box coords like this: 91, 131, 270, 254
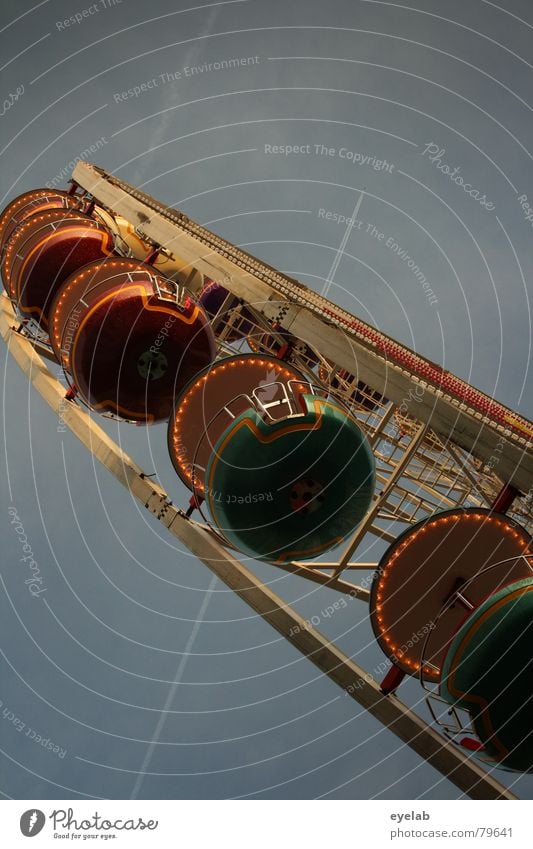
130, 574, 218, 799
321, 190, 365, 297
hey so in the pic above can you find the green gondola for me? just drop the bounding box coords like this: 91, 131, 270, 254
205, 393, 375, 563
441, 577, 533, 773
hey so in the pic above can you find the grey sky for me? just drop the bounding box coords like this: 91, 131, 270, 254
1, 0, 532, 800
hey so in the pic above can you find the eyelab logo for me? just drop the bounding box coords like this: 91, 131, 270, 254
20, 809, 46, 837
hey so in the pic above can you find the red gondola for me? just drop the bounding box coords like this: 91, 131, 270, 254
49, 258, 216, 423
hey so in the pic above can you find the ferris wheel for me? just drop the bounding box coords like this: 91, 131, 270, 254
0, 161, 531, 800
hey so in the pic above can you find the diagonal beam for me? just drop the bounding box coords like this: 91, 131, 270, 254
263, 558, 371, 601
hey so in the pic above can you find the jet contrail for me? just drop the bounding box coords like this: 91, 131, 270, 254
321, 190, 365, 297
130, 574, 218, 799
